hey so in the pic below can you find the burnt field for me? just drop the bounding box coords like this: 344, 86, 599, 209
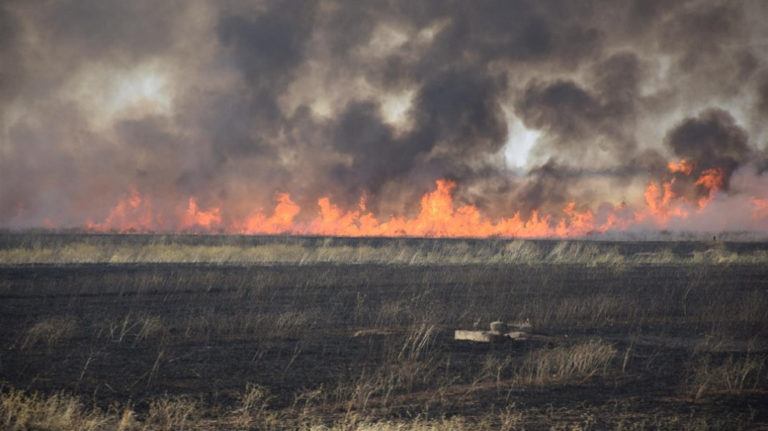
1, 234, 767, 430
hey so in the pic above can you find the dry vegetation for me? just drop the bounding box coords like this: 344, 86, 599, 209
2, 233, 768, 266
1, 233, 767, 429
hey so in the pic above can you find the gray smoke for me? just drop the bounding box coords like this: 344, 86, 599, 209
1, 0, 767, 230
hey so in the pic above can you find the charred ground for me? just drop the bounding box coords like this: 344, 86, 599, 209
1, 234, 767, 429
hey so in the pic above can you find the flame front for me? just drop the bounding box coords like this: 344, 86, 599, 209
86, 186, 154, 232
179, 198, 222, 230
238, 193, 301, 234
81, 159, 768, 237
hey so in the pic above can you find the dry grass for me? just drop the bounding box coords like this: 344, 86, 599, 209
144, 396, 200, 431
546, 241, 626, 266
0, 388, 111, 431
516, 340, 617, 385
0, 386, 520, 431
20, 316, 78, 351
230, 383, 279, 429
0, 373, 758, 431
687, 353, 767, 399
94, 313, 168, 345
336, 323, 442, 413
2, 235, 767, 266
301, 416, 487, 431
540, 295, 641, 326
0, 389, 201, 431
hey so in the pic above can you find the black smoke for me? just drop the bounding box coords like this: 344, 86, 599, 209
666, 109, 751, 184
0, 0, 766, 229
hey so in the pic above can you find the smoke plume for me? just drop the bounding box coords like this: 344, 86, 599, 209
2, 0, 767, 236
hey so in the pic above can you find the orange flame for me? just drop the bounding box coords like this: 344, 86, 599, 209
751, 197, 768, 220
694, 168, 724, 208
668, 159, 694, 175
239, 193, 301, 234
86, 185, 154, 232
633, 161, 727, 226
86, 159, 745, 237
90, 180, 609, 237
636, 180, 688, 225
179, 197, 221, 230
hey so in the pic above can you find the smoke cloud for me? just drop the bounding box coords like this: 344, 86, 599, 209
1, 0, 767, 235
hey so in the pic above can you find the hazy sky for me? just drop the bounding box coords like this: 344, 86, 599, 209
2, 0, 767, 234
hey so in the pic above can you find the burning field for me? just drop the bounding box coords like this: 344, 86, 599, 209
84, 157, 767, 237
2, 0, 768, 429
2, 1, 768, 238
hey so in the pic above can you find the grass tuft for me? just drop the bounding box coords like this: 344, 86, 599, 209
0, 388, 110, 431
20, 316, 78, 352
516, 340, 617, 385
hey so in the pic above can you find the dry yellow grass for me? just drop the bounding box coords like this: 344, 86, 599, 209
516, 340, 617, 385
0, 389, 199, 431
688, 354, 767, 399
0, 381, 754, 430
2, 238, 766, 265
0, 388, 111, 431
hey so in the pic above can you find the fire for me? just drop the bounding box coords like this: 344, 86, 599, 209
694, 168, 724, 208
642, 181, 675, 217
557, 202, 595, 237
86, 181, 608, 237
84, 159, 768, 237
179, 198, 221, 230
635, 161, 727, 226
637, 180, 688, 225
298, 181, 598, 237
751, 197, 768, 220
86, 185, 154, 232
668, 159, 694, 175
239, 193, 301, 234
